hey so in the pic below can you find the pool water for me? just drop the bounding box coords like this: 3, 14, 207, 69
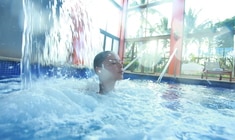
0, 77, 235, 140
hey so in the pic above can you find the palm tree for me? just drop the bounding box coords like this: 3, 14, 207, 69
183, 8, 216, 64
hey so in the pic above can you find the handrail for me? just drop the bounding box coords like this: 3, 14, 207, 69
124, 56, 139, 71
156, 48, 178, 83
0, 56, 21, 62
123, 48, 149, 71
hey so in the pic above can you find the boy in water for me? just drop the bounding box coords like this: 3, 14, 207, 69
93, 51, 124, 94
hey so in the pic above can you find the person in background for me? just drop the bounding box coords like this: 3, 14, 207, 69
93, 51, 124, 94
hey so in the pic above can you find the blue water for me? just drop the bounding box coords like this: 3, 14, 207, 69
0, 77, 235, 140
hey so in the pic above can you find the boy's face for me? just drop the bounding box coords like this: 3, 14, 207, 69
101, 52, 124, 81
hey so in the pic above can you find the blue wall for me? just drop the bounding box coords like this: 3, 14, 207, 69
0, 1, 23, 58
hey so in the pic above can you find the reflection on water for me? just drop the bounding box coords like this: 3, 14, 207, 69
0, 79, 235, 139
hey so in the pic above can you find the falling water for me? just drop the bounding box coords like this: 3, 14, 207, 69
21, 0, 102, 88
21, 0, 33, 89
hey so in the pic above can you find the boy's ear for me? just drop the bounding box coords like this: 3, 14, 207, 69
95, 67, 102, 74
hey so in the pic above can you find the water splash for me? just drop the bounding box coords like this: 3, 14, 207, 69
21, 0, 102, 88
1, 79, 235, 139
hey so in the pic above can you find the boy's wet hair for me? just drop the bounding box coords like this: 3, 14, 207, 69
93, 51, 112, 69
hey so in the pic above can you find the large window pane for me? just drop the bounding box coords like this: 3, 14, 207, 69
88, 0, 121, 36
183, 0, 235, 75
126, 1, 172, 38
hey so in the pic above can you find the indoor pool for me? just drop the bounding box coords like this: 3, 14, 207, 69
0, 76, 235, 140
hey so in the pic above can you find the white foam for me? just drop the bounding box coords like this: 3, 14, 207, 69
0, 78, 235, 139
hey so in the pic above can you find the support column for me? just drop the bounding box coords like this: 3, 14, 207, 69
119, 0, 128, 61
168, 0, 185, 75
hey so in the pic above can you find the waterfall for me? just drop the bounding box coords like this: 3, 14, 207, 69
21, 0, 102, 88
